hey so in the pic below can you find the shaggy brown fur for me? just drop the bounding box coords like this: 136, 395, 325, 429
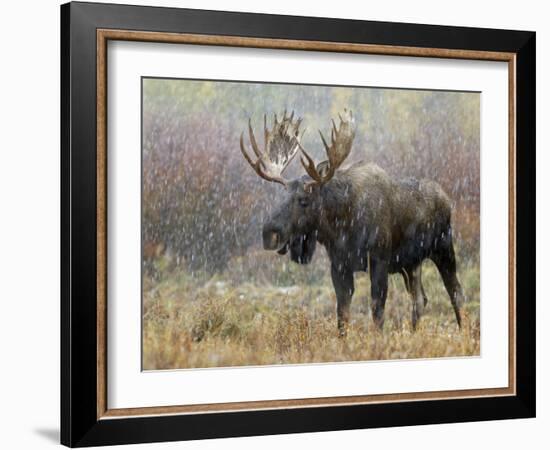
263, 161, 464, 334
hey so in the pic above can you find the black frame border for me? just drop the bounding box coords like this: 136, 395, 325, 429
61, 2, 535, 447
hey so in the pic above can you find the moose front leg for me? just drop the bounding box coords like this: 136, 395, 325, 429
330, 264, 355, 337
370, 257, 389, 330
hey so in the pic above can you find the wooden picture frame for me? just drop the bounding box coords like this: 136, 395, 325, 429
61, 1, 535, 447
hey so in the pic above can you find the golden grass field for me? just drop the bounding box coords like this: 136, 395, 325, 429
142, 250, 480, 370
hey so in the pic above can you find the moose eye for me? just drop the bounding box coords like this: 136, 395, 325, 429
299, 198, 309, 208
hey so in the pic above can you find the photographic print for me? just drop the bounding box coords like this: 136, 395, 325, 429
62, 6, 535, 444
141, 78, 480, 370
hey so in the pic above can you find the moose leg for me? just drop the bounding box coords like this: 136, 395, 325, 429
370, 257, 389, 330
331, 264, 355, 337
432, 242, 464, 328
401, 267, 428, 307
409, 265, 425, 331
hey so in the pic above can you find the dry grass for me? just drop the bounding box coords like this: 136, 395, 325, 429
142, 253, 480, 370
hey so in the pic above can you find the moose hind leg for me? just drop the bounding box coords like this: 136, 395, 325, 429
331, 264, 355, 337
408, 265, 425, 331
432, 242, 464, 328
370, 257, 389, 330
401, 267, 428, 308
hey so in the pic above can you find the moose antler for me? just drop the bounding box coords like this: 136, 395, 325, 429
299, 109, 355, 185
240, 111, 303, 186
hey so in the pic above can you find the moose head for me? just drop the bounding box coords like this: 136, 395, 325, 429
240, 110, 356, 265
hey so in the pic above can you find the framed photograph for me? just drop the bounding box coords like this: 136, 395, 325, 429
61, 1, 536, 447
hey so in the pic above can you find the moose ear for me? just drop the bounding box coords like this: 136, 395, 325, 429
303, 179, 321, 194
290, 232, 317, 265
316, 160, 330, 178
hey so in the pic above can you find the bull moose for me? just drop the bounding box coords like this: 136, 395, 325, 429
240, 110, 465, 335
